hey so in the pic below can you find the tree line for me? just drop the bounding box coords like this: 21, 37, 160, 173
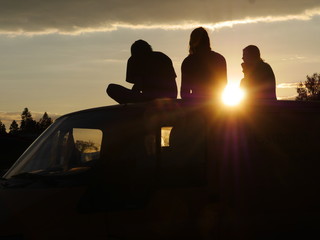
296, 73, 320, 101
0, 107, 53, 137
0, 108, 54, 171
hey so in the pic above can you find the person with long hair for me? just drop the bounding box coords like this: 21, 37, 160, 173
181, 27, 227, 100
107, 40, 177, 104
240, 45, 276, 100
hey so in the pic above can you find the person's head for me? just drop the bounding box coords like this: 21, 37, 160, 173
242, 45, 261, 64
189, 27, 211, 54
131, 40, 153, 57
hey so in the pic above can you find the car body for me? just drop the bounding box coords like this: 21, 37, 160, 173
0, 99, 320, 239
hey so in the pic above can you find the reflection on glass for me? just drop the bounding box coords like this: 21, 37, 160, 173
5, 124, 103, 177
161, 127, 173, 147
73, 128, 102, 162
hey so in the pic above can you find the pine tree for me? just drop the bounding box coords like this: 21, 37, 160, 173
0, 120, 7, 135
9, 120, 19, 135
20, 107, 37, 134
38, 112, 53, 133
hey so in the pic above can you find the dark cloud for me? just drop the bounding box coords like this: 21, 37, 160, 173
0, 0, 320, 33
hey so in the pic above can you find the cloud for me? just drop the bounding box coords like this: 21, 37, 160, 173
277, 95, 297, 100
277, 82, 299, 89
1, 0, 320, 35
0, 112, 21, 127
281, 56, 307, 61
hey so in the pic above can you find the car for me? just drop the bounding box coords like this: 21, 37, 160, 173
0, 99, 319, 239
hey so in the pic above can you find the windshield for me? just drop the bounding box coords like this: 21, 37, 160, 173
4, 110, 108, 179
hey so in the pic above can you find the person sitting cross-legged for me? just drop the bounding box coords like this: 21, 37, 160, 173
107, 40, 177, 104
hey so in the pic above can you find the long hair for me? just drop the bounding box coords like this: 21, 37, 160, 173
189, 27, 211, 54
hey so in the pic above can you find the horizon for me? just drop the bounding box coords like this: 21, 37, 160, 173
1, 1, 320, 128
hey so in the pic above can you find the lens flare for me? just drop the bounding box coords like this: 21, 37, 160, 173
222, 84, 245, 106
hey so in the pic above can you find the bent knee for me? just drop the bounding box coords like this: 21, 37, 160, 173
106, 84, 115, 93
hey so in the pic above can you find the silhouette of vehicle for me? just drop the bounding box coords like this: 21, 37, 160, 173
0, 99, 319, 239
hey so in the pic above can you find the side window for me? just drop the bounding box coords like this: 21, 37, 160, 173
161, 126, 173, 147
73, 128, 102, 163
58, 128, 102, 170
20, 128, 103, 174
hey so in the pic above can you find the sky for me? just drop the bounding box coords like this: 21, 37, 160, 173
0, 0, 320, 128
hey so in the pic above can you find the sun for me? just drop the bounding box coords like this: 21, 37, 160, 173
222, 84, 245, 106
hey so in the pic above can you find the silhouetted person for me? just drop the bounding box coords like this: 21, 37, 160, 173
240, 45, 276, 100
107, 40, 177, 104
181, 27, 227, 100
